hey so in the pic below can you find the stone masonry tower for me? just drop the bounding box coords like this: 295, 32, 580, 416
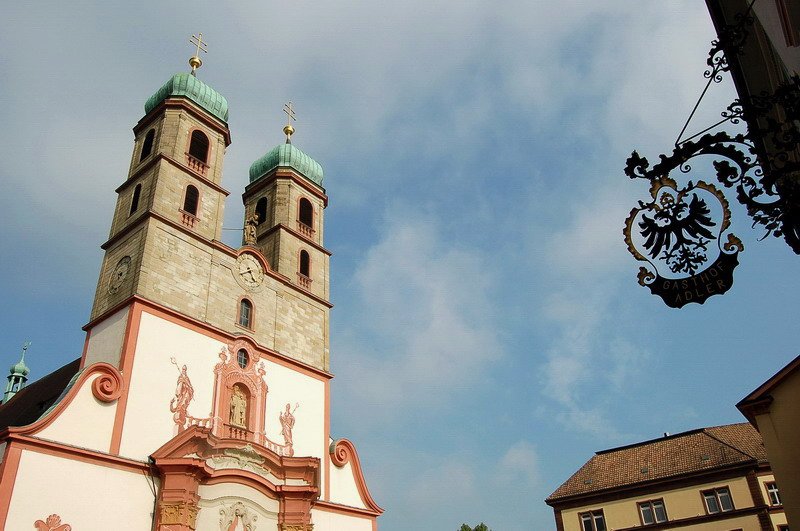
90, 71, 232, 323
243, 108, 330, 304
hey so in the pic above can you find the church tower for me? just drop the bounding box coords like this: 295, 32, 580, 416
90, 68, 232, 324
0, 41, 381, 531
243, 104, 330, 303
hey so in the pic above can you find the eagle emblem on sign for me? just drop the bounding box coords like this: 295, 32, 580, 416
624, 177, 743, 308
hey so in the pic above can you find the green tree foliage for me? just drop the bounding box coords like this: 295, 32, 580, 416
459, 524, 491, 531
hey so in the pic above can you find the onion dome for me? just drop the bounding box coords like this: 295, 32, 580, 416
249, 143, 324, 187
144, 72, 229, 123
10, 357, 29, 378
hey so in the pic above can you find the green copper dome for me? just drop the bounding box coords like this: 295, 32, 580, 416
145, 73, 229, 123
249, 143, 324, 187
9, 357, 29, 377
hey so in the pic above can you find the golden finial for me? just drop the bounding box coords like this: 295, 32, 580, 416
188, 33, 208, 75
283, 101, 296, 143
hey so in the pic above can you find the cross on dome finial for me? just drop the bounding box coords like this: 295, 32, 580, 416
188, 33, 208, 76
283, 101, 296, 143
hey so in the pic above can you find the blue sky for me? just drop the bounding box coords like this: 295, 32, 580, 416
1, 2, 798, 530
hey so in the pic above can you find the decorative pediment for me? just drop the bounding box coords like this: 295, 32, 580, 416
152, 426, 319, 488
152, 427, 319, 531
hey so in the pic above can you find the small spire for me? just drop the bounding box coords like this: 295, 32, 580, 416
4, 341, 31, 403
283, 101, 296, 144
188, 32, 208, 76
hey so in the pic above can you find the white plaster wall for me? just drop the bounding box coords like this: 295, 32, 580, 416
312, 508, 373, 531
84, 306, 129, 367
328, 460, 367, 509
261, 359, 325, 459
6, 450, 156, 530
120, 311, 328, 465
37, 373, 116, 453
196, 482, 279, 529
120, 311, 225, 459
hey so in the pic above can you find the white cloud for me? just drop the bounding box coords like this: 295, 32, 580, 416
495, 440, 539, 488
334, 206, 501, 417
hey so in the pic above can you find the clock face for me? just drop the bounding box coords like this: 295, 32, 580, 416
109, 256, 132, 294
236, 254, 264, 289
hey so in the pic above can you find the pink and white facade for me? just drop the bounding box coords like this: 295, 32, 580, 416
0, 69, 382, 530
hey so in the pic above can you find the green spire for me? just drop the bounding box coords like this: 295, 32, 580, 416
4, 342, 31, 403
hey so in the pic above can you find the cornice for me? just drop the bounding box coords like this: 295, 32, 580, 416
83, 297, 333, 381
134, 97, 232, 146
116, 153, 231, 197
244, 169, 328, 207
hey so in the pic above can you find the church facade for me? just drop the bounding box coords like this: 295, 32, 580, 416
0, 63, 381, 530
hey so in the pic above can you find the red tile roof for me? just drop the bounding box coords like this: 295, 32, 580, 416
546, 423, 766, 503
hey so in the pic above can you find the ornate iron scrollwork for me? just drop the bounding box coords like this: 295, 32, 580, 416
623, 6, 800, 306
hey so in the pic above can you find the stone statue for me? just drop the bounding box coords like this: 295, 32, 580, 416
230, 385, 247, 428
169, 360, 194, 428
243, 213, 259, 246
280, 402, 298, 447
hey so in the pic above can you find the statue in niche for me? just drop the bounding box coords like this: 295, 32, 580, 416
169, 358, 194, 428
229, 384, 248, 428
280, 402, 299, 447
243, 213, 259, 246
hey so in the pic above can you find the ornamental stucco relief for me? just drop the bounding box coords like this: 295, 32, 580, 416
33, 514, 71, 531
219, 500, 258, 531
169, 342, 299, 456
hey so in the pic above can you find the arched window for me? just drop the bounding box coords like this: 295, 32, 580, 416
140, 129, 155, 161
238, 298, 253, 329
188, 130, 209, 163
129, 183, 142, 215
183, 185, 199, 216
255, 197, 268, 225
298, 198, 313, 228
299, 250, 310, 277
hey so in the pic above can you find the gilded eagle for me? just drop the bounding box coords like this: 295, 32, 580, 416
639, 193, 716, 259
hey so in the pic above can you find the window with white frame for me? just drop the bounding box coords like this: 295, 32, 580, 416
638, 499, 667, 525
579, 510, 606, 531
702, 486, 734, 514
766, 481, 781, 506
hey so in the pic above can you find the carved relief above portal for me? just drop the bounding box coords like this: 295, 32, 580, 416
219, 501, 258, 531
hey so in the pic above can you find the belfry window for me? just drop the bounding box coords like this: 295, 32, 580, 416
299, 250, 310, 277
299, 198, 313, 228
183, 185, 199, 216
256, 197, 268, 225
140, 129, 155, 161
188, 130, 209, 163
238, 298, 253, 329
129, 184, 142, 215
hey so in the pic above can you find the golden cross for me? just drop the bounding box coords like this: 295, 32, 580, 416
188, 33, 208, 73
283, 101, 296, 126
282, 101, 296, 142
190, 33, 208, 57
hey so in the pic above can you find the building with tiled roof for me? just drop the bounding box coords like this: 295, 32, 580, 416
738, 354, 800, 529
546, 423, 787, 531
